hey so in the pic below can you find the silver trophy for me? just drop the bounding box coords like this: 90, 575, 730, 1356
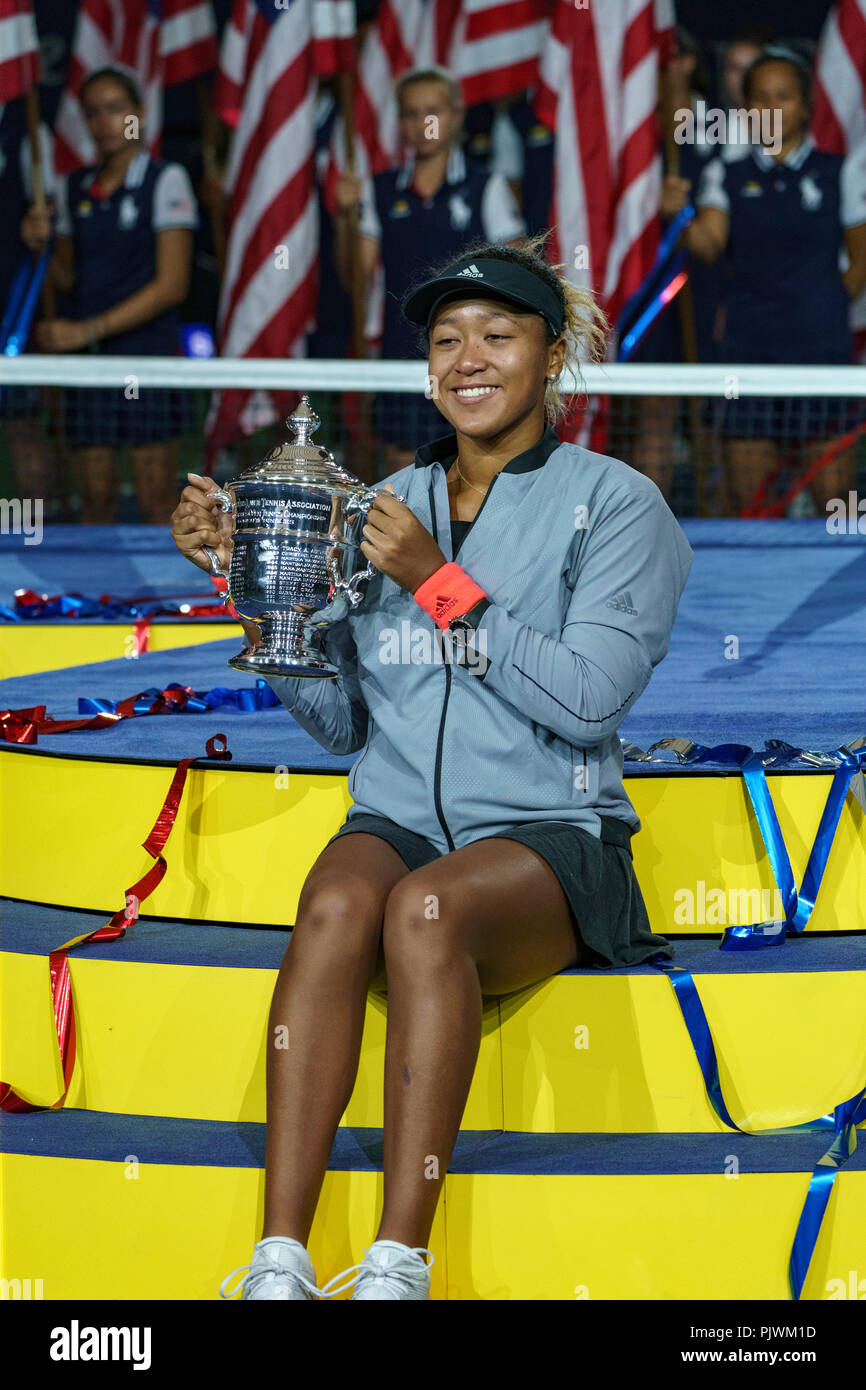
202, 394, 402, 677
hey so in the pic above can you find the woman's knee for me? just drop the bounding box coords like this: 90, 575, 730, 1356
291, 872, 386, 958
381, 871, 466, 963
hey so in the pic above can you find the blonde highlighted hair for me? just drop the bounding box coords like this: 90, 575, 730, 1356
406, 229, 609, 428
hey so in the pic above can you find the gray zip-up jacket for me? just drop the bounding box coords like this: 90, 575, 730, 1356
264, 423, 693, 854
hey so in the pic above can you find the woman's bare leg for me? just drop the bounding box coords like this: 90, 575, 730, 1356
725, 438, 777, 515
375, 837, 588, 1250
77, 446, 117, 523
132, 439, 181, 523
260, 833, 411, 1244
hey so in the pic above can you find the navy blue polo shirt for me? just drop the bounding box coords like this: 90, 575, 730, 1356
494, 90, 554, 239
696, 135, 866, 362
54, 149, 198, 355
358, 142, 526, 358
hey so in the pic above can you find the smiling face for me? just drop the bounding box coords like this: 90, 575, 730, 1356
427, 295, 565, 440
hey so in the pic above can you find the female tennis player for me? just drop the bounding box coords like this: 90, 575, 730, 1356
170, 232, 693, 1301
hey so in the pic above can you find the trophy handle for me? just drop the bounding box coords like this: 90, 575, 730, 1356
202, 544, 229, 581
336, 487, 406, 606
201, 486, 236, 582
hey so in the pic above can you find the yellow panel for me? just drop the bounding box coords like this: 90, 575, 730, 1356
499, 971, 866, 1134
2, 950, 864, 1133
0, 1153, 446, 1300
443, 1170, 866, 1300
0, 623, 233, 678
2, 1152, 862, 1300
2, 752, 865, 933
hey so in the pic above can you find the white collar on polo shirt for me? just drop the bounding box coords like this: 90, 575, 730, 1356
753, 134, 815, 172
395, 141, 466, 192
85, 148, 150, 193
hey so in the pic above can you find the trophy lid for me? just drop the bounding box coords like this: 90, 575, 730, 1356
231, 394, 366, 489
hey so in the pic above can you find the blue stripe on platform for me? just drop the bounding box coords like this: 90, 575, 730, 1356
2, 519, 866, 762
2, 1109, 863, 1175
2, 900, 864, 973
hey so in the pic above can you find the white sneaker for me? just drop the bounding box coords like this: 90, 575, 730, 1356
220, 1236, 322, 1300
317, 1240, 434, 1300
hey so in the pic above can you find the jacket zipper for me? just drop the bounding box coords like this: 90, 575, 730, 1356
429, 466, 499, 852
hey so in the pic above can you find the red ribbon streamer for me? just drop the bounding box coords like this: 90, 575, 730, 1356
1, 684, 213, 744
0, 732, 233, 1113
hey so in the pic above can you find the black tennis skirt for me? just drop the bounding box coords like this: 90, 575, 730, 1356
325, 812, 672, 971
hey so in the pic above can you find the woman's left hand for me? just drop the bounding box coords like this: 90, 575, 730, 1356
35, 318, 88, 352
360, 483, 448, 592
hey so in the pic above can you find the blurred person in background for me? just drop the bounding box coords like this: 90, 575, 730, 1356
719, 25, 776, 110
332, 66, 526, 474
20, 67, 198, 525
626, 29, 724, 503
0, 98, 60, 515
662, 46, 866, 515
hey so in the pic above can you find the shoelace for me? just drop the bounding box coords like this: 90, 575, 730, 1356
219, 1258, 322, 1300
317, 1245, 434, 1300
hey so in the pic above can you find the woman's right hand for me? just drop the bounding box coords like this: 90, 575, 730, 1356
170, 472, 235, 574
334, 171, 363, 212
660, 175, 692, 219
21, 203, 54, 255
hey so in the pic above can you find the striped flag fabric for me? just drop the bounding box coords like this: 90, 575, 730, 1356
532, 0, 674, 445
206, 0, 356, 461
53, 0, 217, 175
812, 0, 866, 156
812, 0, 866, 357
452, 0, 553, 106
534, 0, 674, 324
0, 0, 40, 102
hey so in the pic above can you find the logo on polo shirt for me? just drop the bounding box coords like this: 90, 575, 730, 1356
606, 590, 638, 615
457, 263, 484, 278
118, 194, 139, 229
388, 198, 410, 218
740, 181, 762, 197
76, 200, 93, 217
799, 175, 823, 210
448, 193, 471, 230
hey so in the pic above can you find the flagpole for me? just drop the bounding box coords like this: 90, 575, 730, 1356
195, 76, 227, 278
335, 65, 376, 483
659, 65, 709, 517
24, 83, 70, 519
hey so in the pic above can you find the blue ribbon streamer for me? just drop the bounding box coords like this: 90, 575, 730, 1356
638, 736, 866, 1298
77, 680, 279, 716
0, 592, 234, 623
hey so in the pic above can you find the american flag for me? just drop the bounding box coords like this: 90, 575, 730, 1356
0, 0, 40, 102
53, 0, 218, 176
206, 0, 356, 462
534, 0, 675, 324
812, 0, 866, 358
533, 0, 674, 445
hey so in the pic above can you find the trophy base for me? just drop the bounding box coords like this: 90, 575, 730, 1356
227, 609, 340, 679
228, 646, 339, 679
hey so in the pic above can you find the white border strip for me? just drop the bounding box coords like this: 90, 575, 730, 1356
2, 356, 866, 396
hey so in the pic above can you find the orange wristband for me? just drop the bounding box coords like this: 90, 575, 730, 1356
413, 562, 487, 630
210, 572, 241, 621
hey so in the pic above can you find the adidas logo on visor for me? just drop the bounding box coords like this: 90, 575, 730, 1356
456, 264, 484, 277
